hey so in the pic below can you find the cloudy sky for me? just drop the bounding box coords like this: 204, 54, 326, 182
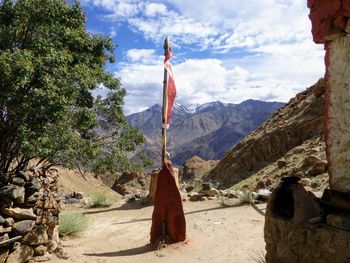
80, 0, 325, 114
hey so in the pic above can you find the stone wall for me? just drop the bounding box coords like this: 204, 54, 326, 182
265, 181, 350, 262
0, 166, 61, 262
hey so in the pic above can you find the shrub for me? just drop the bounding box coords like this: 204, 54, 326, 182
59, 211, 90, 236
90, 189, 113, 207
237, 190, 257, 205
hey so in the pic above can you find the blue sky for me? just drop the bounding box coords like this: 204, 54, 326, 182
80, 0, 325, 114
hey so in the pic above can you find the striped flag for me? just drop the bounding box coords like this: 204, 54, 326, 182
164, 49, 176, 127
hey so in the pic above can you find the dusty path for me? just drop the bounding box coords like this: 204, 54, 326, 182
51, 200, 266, 263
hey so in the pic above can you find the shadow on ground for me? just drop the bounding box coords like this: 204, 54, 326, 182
83, 244, 155, 257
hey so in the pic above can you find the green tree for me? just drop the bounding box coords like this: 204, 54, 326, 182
0, 0, 151, 176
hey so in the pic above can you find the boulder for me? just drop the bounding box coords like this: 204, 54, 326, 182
201, 188, 219, 197
2, 208, 37, 220
4, 218, 14, 227
309, 161, 328, 175
0, 248, 9, 263
34, 245, 47, 257
22, 225, 49, 246
0, 185, 25, 204
12, 220, 35, 235
257, 188, 272, 201
302, 155, 323, 167
6, 242, 33, 263
188, 192, 205, 201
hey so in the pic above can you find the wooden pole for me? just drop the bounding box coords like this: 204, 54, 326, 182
162, 37, 170, 163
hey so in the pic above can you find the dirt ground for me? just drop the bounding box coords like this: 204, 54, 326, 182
50, 199, 266, 263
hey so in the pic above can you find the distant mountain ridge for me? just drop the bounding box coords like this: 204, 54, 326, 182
127, 100, 284, 167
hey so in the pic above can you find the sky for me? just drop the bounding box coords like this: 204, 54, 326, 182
80, 0, 326, 115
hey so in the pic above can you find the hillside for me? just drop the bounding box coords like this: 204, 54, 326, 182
127, 100, 284, 167
205, 79, 326, 188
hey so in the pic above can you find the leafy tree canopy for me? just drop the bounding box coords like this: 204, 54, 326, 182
0, 0, 151, 175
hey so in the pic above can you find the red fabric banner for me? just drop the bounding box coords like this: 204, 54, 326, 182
164, 51, 176, 127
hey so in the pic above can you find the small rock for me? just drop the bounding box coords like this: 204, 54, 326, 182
327, 214, 350, 231
55, 246, 69, 260
207, 196, 216, 200
302, 155, 323, 167
22, 225, 49, 246
201, 188, 219, 197
257, 188, 272, 201
265, 178, 273, 186
225, 190, 237, 199
218, 190, 227, 196
4, 218, 14, 227
73, 191, 85, 199
0, 216, 5, 225
63, 198, 80, 204
299, 178, 312, 187
285, 146, 305, 158
12, 177, 26, 187
309, 161, 328, 176
2, 208, 37, 220
0, 248, 9, 263
185, 185, 194, 193
47, 239, 58, 253
308, 216, 323, 224
277, 159, 287, 168
34, 245, 47, 257
188, 192, 205, 201
0, 226, 12, 234
201, 182, 212, 191
6, 242, 33, 263
13, 220, 35, 235
295, 171, 305, 177
254, 180, 266, 191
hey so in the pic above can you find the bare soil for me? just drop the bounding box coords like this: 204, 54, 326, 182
51, 199, 266, 263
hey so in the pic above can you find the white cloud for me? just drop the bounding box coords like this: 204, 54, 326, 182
125, 49, 159, 64
144, 3, 167, 17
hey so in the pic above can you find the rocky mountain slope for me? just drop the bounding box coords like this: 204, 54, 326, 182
205, 79, 326, 188
127, 100, 283, 167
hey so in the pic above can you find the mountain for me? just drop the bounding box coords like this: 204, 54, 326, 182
205, 79, 326, 187
127, 99, 284, 168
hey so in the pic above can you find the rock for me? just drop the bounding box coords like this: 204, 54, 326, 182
4, 218, 14, 227
55, 246, 69, 259
277, 159, 287, 168
13, 220, 35, 235
47, 225, 59, 243
2, 208, 37, 220
285, 146, 305, 158
257, 188, 272, 201
0, 248, 9, 263
0, 216, 4, 225
22, 225, 49, 246
185, 185, 194, 193
12, 177, 26, 187
298, 178, 312, 187
201, 182, 212, 191
218, 190, 227, 196
207, 196, 216, 200
47, 239, 58, 253
34, 245, 47, 257
73, 191, 85, 199
302, 155, 323, 167
18, 171, 30, 181
327, 214, 350, 231
309, 161, 327, 175
0, 226, 12, 234
265, 178, 273, 186
201, 188, 219, 197
308, 216, 323, 224
25, 178, 42, 197
63, 198, 80, 204
0, 233, 9, 242
6, 242, 33, 263
188, 192, 205, 201
225, 190, 237, 199
0, 185, 25, 204
254, 180, 266, 190
295, 171, 304, 177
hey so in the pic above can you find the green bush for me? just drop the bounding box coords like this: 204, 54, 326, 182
59, 211, 90, 236
90, 189, 113, 207
237, 190, 257, 205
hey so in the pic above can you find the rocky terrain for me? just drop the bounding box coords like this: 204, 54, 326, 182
187, 79, 328, 191
128, 100, 283, 168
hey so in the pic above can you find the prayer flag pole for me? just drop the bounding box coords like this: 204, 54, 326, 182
162, 37, 170, 163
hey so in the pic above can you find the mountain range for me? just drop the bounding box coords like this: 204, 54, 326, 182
127, 100, 284, 167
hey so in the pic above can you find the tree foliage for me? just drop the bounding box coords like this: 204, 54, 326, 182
0, 0, 151, 175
